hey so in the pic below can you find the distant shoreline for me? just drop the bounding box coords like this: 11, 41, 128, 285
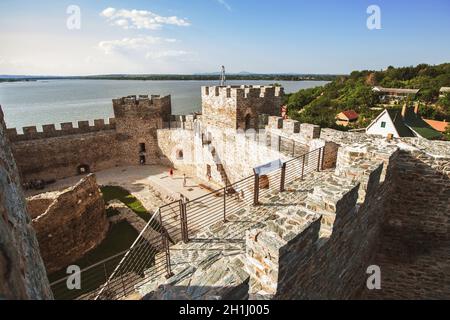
0, 74, 339, 83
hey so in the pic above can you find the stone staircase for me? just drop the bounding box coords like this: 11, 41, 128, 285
207, 143, 232, 186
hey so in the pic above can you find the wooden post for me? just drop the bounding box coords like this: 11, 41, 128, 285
317, 148, 321, 172
292, 140, 295, 157
253, 173, 260, 205
280, 162, 287, 192
223, 186, 227, 222
278, 135, 281, 152
179, 200, 188, 243
301, 154, 306, 180
321, 146, 325, 171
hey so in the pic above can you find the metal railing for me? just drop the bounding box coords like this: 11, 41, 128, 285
93, 208, 171, 300
50, 146, 325, 300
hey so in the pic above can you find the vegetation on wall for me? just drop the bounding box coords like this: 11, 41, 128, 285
285, 63, 450, 130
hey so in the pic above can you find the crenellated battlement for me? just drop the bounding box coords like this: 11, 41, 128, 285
7, 118, 116, 142
266, 116, 321, 144
201, 85, 284, 99
112, 94, 171, 120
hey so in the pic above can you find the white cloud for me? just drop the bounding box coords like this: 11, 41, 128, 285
145, 50, 191, 60
216, 0, 232, 12
100, 7, 191, 30
98, 36, 177, 55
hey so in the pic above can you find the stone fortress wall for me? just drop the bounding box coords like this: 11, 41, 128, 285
5, 86, 286, 188
245, 130, 450, 299
5, 94, 172, 182
0, 108, 52, 299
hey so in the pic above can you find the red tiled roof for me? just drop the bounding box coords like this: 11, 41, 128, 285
337, 110, 359, 121
423, 119, 449, 133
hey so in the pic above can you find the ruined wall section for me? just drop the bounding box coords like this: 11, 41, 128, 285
0, 107, 52, 299
29, 174, 109, 274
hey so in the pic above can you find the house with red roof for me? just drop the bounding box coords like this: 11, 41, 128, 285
335, 110, 359, 127
423, 119, 448, 133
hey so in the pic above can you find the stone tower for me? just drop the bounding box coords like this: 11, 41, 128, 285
113, 94, 172, 165
201, 85, 284, 130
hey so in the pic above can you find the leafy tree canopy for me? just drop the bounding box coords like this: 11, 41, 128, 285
286, 63, 450, 129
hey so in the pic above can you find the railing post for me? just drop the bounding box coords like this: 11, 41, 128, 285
280, 162, 286, 192
321, 146, 325, 171
159, 211, 173, 279
278, 135, 281, 152
292, 140, 295, 157
223, 186, 227, 222
253, 172, 260, 205
301, 154, 306, 180
179, 200, 189, 243
317, 148, 321, 172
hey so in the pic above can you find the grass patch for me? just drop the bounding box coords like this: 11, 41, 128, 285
101, 185, 167, 241
101, 185, 151, 222
48, 221, 139, 300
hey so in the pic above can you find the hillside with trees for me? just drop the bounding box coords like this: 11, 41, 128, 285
285, 63, 450, 135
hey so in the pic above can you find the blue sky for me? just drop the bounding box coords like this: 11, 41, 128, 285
0, 0, 449, 75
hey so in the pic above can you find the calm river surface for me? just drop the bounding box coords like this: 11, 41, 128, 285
0, 79, 328, 131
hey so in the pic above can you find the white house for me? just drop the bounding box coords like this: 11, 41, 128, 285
366, 109, 401, 138
366, 105, 442, 140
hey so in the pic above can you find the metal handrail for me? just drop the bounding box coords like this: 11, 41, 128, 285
93, 207, 161, 300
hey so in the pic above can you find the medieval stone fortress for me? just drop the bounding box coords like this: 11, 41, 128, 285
1, 84, 449, 300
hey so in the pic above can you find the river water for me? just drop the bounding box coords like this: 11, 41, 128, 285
0, 79, 328, 131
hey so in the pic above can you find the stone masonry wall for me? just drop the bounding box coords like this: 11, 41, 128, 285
246, 132, 450, 300
201, 86, 283, 131
113, 95, 171, 166
246, 148, 393, 299
364, 142, 450, 299
11, 130, 121, 182
7, 94, 170, 182
0, 107, 52, 299
29, 174, 109, 274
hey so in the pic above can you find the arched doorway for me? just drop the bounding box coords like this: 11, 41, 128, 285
245, 114, 252, 131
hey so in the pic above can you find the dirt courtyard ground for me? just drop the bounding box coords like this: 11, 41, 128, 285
26, 165, 217, 213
